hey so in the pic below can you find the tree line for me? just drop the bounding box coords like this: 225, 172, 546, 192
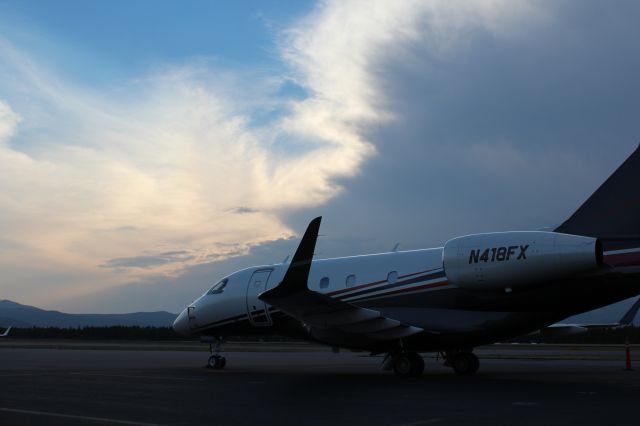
1, 326, 294, 341
509, 326, 640, 344
4, 326, 194, 340
1, 325, 638, 343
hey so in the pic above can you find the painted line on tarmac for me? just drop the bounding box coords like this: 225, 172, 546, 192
69, 372, 205, 382
392, 419, 443, 426
0, 372, 56, 378
0, 407, 166, 426
512, 401, 539, 406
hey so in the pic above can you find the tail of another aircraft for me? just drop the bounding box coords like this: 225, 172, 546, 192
555, 145, 640, 250
619, 297, 640, 325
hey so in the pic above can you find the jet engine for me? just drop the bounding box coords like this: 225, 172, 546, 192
442, 231, 602, 290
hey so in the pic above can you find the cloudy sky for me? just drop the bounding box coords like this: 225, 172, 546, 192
0, 0, 639, 320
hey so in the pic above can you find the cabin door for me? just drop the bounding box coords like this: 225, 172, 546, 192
187, 306, 198, 329
246, 269, 273, 326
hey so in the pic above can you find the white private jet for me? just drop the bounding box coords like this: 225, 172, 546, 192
174, 146, 640, 377
0, 327, 12, 338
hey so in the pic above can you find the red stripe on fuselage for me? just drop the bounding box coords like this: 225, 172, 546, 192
604, 250, 640, 267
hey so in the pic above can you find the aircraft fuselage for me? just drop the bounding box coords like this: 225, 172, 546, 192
174, 246, 640, 352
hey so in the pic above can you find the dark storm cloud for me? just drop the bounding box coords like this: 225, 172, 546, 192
281, 1, 640, 322
288, 0, 640, 253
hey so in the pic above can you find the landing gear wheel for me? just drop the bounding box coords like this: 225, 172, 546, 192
207, 355, 226, 369
392, 352, 424, 378
205, 337, 226, 369
451, 352, 479, 376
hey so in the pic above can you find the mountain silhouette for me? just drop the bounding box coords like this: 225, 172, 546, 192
0, 300, 177, 328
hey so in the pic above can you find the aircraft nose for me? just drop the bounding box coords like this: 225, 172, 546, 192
172, 309, 190, 336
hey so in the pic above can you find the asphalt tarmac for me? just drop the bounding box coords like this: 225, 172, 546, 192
0, 345, 638, 426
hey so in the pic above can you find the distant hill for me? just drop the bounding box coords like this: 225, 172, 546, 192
0, 300, 177, 328
0, 316, 33, 328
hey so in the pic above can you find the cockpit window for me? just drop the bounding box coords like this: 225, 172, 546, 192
207, 279, 228, 295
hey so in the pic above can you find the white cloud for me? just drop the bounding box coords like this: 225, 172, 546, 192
0, 0, 542, 310
0, 100, 20, 142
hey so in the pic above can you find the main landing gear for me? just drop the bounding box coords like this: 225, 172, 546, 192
443, 351, 479, 376
383, 349, 480, 377
383, 351, 425, 378
206, 337, 226, 369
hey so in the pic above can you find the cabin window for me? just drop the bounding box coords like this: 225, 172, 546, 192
319, 277, 330, 289
387, 271, 398, 284
345, 274, 356, 287
207, 279, 228, 295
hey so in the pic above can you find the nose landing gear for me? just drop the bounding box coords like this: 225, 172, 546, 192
208, 355, 226, 369
205, 337, 226, 369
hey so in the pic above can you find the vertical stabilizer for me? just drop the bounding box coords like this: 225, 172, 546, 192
619, 298, 640, 325
555, 145, 640, 249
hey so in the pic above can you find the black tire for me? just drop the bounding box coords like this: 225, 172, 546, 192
217, 356, 227, 369
452, 352, 479, 376
207, 355, 226, 369
207, 355, 218, 369
408, 352, 425, 376
393, 352, 424, 378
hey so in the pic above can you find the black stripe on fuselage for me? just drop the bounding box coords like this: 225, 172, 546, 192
338, 270, 446, 300
190, 313, 248, 332
190, 306, 284, 333
192, 310, 291, 335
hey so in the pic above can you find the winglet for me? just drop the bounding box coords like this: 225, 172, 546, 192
1, 326, 11, 337
619, 297, 640, 325
259, 216, 322, 300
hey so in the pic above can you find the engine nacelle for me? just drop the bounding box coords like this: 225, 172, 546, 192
443, 231, 602, 290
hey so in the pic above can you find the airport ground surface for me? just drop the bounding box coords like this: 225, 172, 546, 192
0, 342, 638, 426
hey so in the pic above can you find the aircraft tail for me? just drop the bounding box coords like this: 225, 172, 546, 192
619, 298, 640, 325
555, 145, 640, 250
